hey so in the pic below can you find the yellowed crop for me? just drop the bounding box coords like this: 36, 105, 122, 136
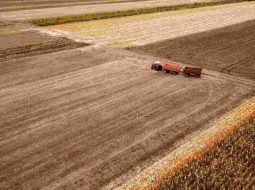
0, 30, 21, 35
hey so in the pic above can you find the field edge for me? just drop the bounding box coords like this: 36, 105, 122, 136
115, 96, 255, 190
31, 0, 252, 26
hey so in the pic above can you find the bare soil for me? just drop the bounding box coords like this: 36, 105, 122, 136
0, 0, 145, 8
0, 31, 89, 61
0, 0, 150, 12
131, 20, 255, 80
0, 6, 255, 189
0, 43, 254, 189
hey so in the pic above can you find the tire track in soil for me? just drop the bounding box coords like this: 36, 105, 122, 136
0, 40, 254, 190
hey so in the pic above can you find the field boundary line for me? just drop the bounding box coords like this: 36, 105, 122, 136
0, 0, 150, 12
112, 96, 255, 190
31, 0, 254, 26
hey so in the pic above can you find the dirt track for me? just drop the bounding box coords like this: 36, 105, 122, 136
0, 41, 254, 189
131, 20, 255, 80
0, 0, 214, 21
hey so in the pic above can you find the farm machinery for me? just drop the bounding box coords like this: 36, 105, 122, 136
151, 61, 202, 78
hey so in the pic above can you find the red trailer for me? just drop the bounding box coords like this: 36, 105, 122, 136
183, 67, 202, 77
162, 63, 181, 75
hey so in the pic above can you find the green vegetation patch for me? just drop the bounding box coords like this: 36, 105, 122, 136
32, 0, 253, 26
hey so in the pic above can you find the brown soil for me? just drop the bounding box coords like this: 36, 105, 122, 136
0, 43, 254, 190
0, 31, 89, 61
157, 118, 255, 190
0, 0, 151, 12
131, 20, 255, 80
0, 0, 143, 7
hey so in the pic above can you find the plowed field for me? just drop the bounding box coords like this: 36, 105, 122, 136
132, 20, 255, 80
0, 44, 254, 189
1, 2, 255, 189
0, 31, 88, 62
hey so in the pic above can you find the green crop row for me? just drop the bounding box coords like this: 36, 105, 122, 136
31, 0, 252, 26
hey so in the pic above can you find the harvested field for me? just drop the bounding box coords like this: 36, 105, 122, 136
0, 1, 254, 189
0, 0, 214, 21
0, 46, 254, 190
131, 20, 255, 80
45, 2, 255, 47
0, 0, 139, 8
0, 31, 89, 61
31, 0, 245, 26
0, 0, 149, 12
116, 96, 255, 190
157, 118, 255, 190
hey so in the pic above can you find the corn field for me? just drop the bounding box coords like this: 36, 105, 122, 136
157, 118, 255, 190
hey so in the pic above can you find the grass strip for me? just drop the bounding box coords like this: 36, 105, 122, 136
32, 0, 253, 26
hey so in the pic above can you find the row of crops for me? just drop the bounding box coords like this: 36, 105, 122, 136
157, 118, 255, 190
32, 0, 250, 26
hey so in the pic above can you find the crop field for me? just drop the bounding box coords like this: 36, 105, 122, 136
132, 19, 255, 80
31, 0, 249, 26
157, 118, 255, 190
0, 1, 255, 189
0, 0, 215, 21
0, 32, 254, 189
45, 2, 255, 47
116, 97, 255, 190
